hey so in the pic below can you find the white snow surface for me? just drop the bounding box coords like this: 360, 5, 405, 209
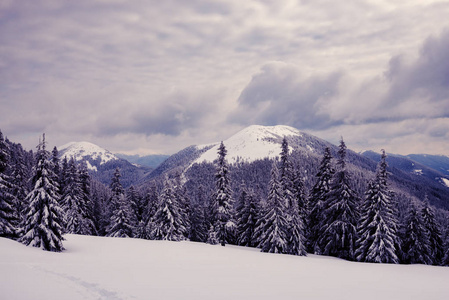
194, 125, 302, 164
413, 169, 423, 175
442, 177, 449, 188
59, 141, 118, 168
1, 235, 449, 300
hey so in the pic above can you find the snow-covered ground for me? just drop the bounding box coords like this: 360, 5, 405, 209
1, 235, 448, 300
441, 177, 449, 188
194, 125, 301, 165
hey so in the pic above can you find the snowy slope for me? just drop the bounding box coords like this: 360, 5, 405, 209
1, 235, 449, 300
193, 125, 303, 164
59, 141, 118, 171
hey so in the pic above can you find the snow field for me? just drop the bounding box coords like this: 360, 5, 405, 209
1, 234, 449, 300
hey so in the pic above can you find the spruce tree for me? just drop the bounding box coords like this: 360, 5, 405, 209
420, 199, 444, 265
106, 168, 133, 237
0, 130, 16, 238
402, 203, 432, 264
77, 161, 97, 235
318, 138, 359, 260
211, 142, 235, 246
308, 147, 334, 254
9, 144, 29, 230
356, 150, 399, 263
151, 178, 186, 241
237, 187, 260, 247
19, 134, 65, 252
189, 185, 207, 242
255, 162, 289, 254
62, 159, 95, 235
106, 194, 134, 238
279, 137, 306, 256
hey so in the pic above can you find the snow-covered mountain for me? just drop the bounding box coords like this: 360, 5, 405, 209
147, 124, 332, 180
58, 141, 118, 171
58, 141, 151, 188
193, 125, 305, 164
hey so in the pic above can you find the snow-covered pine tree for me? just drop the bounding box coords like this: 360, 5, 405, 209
126, 185, 141, 226
151, 178, 186, 241
207, 224, 219, 245
173, 175, 191, 239
292, 166, 308, 231
420, 198, 444, 265
62, 159, 95, 235
77, 161, 97, 235
356, 150, 399, 264
255, 161, 289, 254
106, 193, 134, 238
211, 142, 235, 246
59, 156, 69, 198
308, 147, 334, 254
402, 203, 432, 265
318, 138, 359, 260
9, 143, 30, 230
237, 187, 260, 248
279, 137, 306, 256
189, 185, 207, 242
106, 168, 134, 238
51, 146, 60, 188
19, 134, 65, 251
279, 137, 294, 209
0, 129, 16, 238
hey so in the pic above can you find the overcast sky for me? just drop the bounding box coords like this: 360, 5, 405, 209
1, 0, 449, 156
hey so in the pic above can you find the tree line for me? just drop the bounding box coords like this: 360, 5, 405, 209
1, 130, 448, 266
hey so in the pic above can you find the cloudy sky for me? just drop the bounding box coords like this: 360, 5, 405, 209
1, 0, 449, 156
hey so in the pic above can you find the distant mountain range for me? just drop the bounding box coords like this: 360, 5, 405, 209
58, 125, 449, 209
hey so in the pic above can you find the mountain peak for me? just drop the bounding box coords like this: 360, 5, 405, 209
58, 141, 118, 170
193, 125, 304, 165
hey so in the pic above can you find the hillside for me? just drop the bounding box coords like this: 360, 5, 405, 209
146, 125, 449, 210
1, 235, 448, 300
58, 141, 151, 188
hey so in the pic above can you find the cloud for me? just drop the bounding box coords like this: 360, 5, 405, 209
230, 62, 343, 130
1, 1, 449, 155
231, 29, 449, 154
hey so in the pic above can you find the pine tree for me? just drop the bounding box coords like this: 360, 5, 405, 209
189, 185, 207, 242
173, 175, 191, 239
207, 224, 219, 245
0, 130, 16, 238
126, 185, 141, 226
255, 162, 289, 254
420, 199, 444, 265
9, 144, 29, 230
308, 147, 334, 254
318, 138, 359, 260
279, 137, 306, 256
402, 203, 432, 264
356, 150, 399, 264
211, 142, 235, 246
106, 168, 133, 237
19, 134, 65, 252
151, 178, 186, 241
77, 161, 97, 235
237, 187, 260, 247
62, 159, 95, 235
